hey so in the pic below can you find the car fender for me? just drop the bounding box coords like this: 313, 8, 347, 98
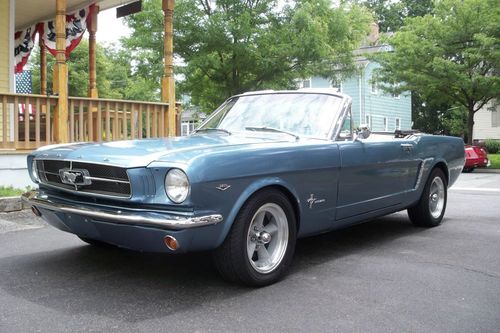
214, 176, 302, 248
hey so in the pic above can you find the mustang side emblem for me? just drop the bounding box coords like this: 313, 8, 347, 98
216, 184, 231, 191
59, 168, 91, 190
307, 194, 326, 209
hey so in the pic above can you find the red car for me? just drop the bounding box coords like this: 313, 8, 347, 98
463, 145, 490, 172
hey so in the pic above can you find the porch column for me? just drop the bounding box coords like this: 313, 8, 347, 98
162, 0, 176, 136
88, 4, 99, 98
53, 0, 68, 143
39, 39, 47, 95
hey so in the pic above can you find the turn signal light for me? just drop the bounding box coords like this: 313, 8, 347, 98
164, 235, 179, 251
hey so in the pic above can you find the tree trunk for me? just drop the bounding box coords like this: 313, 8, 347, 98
467, 106, 475, 145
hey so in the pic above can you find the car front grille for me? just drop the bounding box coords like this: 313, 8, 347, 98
36, 160, 131, 198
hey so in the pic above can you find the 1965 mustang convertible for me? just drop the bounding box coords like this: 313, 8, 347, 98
23, 89, 465, 286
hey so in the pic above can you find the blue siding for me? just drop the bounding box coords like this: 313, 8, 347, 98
310, 61, 412, 132
310, 77, 332, 88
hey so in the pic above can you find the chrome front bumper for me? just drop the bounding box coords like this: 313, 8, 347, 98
22, 190, 223, 230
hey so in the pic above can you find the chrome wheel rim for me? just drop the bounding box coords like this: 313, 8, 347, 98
429, 176, 445, 219
247, 203, 289, 274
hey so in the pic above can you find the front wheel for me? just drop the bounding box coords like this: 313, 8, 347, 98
213, 189, 297, 286
408, 168, 447, 227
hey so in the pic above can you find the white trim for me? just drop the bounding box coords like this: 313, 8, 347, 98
370, 80, 378, 95
9, 0, 15, 141
9, 0, 15, 93
365, 114, 371, 127
358, 74, 362, 126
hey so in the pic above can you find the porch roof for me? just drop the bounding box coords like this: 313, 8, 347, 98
15, 0, 137, 30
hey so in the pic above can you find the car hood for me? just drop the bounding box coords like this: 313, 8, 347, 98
32, 134, 291, 168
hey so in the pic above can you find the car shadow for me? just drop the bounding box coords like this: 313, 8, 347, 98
0, 212, 427, 322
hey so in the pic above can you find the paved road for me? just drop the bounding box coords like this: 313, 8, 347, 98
0, 173, 499, 333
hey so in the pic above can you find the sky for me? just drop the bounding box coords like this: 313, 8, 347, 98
96, 7, 132, 45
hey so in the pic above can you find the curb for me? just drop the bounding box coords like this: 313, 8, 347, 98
472, 168, 500, 174
0, 196, 29, 213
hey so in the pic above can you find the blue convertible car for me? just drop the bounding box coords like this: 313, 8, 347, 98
23, 89, 465, 286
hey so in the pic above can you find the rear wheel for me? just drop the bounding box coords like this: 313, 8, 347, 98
462, 167, 474, 173
408, 168, 447, 227
213, 189, 297, 286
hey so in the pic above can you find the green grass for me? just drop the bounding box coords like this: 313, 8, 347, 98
489, 154, 500, 169
0, 186, 25, 197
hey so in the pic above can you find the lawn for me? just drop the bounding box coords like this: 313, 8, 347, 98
0, 186, 26, 197
489, 154, 500, 169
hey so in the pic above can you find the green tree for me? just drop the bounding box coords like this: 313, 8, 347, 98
349, 0, 433, 32
124, 0, 372, 114
30, 40, 157, 101
373, 0, 499, 144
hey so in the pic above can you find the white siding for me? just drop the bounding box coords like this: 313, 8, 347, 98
473, 101, 500, 140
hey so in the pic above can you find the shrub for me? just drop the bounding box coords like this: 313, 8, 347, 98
485, 139, 500, 154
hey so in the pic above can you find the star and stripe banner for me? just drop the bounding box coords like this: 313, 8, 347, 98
13, 3, 96, 73
40, 4, 96, 59
14, 25, 38, 74
15, 70, 35, 121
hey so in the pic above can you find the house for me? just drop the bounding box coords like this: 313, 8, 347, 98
472, 100, 500, 141
299, 24, 412, 133
0, 0, 180, 187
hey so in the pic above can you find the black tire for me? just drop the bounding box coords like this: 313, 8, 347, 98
78, 236, 114, 248
462, 167, 474, 173
213, 189, 297, 287
408, 168, 447, 227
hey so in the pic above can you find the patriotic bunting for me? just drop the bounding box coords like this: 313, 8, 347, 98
40, 4, 95, 59
13, 3, 95, 73
14, 25, 38, 74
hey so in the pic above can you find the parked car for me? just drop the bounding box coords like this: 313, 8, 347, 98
463, 145, 489, 172
22, 89, 465, 286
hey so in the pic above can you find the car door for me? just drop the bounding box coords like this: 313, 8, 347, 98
335, 138, 419, 221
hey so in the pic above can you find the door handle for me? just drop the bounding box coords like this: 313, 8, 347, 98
401, 143, 414, 152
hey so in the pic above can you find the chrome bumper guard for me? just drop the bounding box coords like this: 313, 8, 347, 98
22, 190, 223, 230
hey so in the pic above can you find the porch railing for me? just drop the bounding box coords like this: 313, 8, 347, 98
0, 93, 181, 150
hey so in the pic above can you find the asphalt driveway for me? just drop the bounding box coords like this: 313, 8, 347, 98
0, 173, 499, 332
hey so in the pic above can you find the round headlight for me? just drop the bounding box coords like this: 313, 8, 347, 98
165, 169, 190, 203
31, 159, 39, 182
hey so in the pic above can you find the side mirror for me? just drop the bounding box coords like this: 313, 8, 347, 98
356, 125, 371, 140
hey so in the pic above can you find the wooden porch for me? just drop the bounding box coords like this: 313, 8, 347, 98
0, 93, 181, 151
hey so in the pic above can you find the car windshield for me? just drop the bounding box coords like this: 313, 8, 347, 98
197, 93, 343, 139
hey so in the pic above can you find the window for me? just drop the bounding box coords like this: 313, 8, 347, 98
395, 118, 401, 130
383, 117, 388, 131
365, 114, 371, 128
181, 120, 197, 136
371, 81, 378, 94
299, 79, 311, 88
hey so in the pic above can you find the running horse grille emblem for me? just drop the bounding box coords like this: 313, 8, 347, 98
59, 166, 91, 190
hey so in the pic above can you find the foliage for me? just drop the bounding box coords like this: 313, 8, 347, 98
489, 154, 500, 169
30, 40, 157, 101
0, 186, 26, 197
412, 94, 468, 139
485, 139, 500, 154
123, 0, 372, 114
347, 0, 433, 32
372, 0, 500, 143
